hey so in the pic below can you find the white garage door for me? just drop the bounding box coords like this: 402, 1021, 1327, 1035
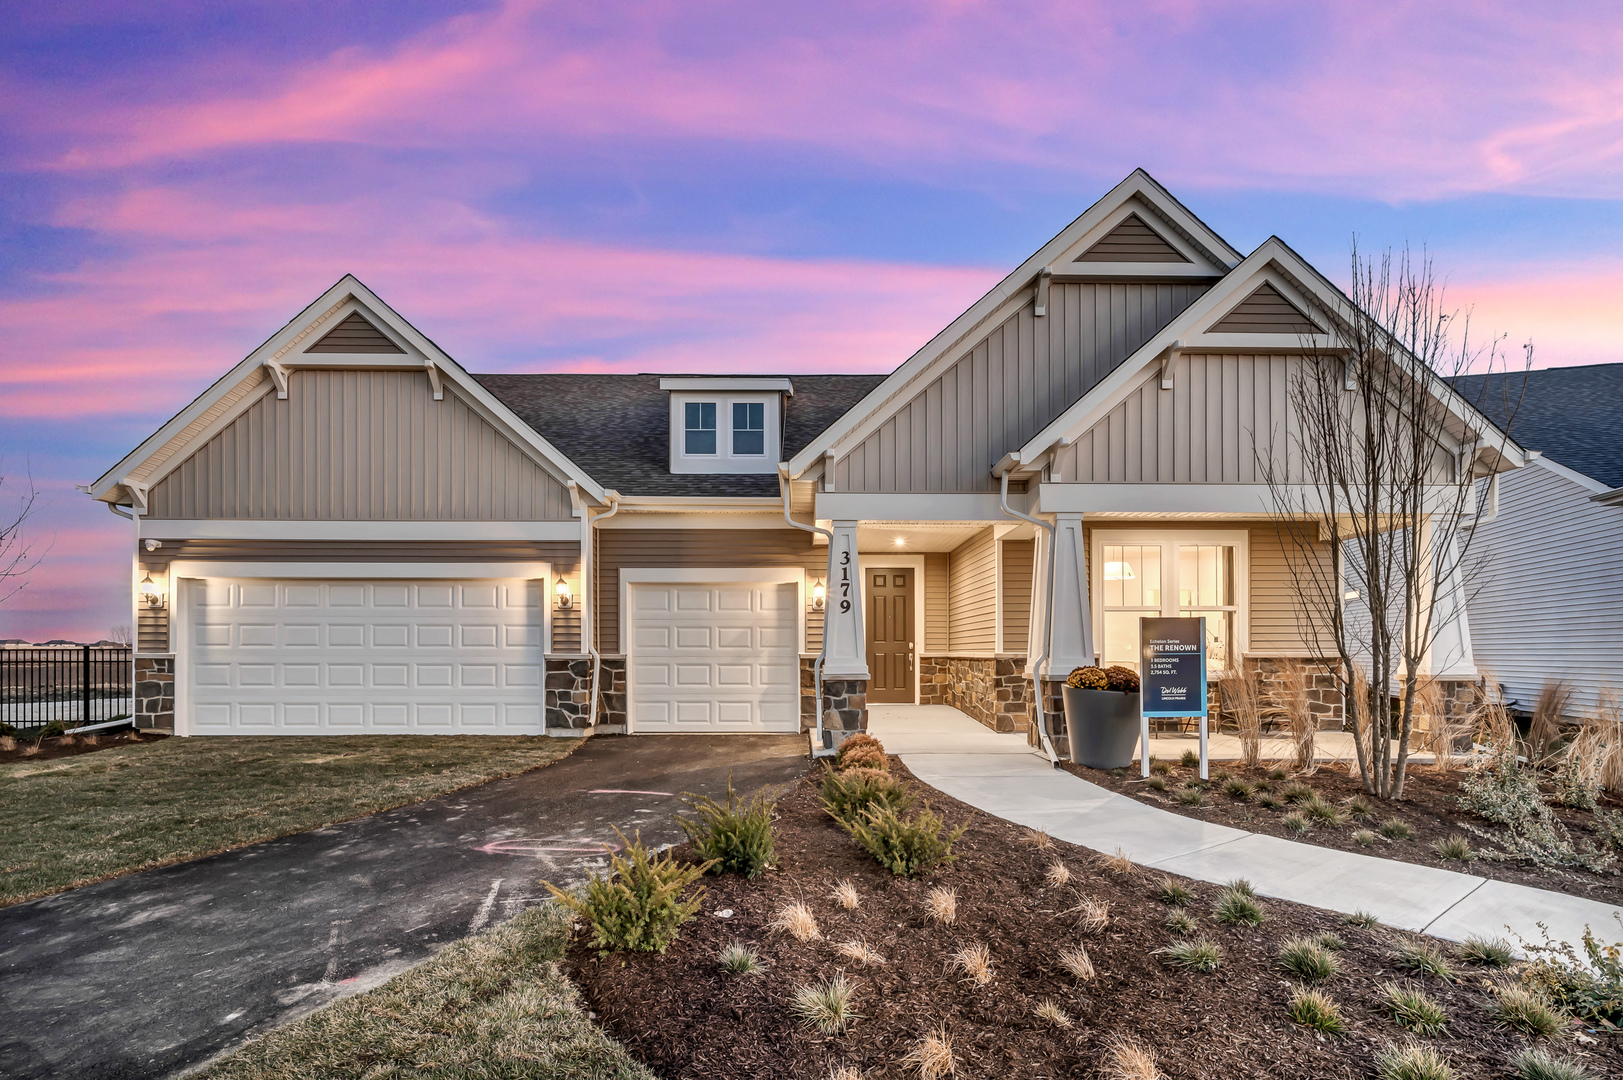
629, 581, 799, 732
187, 578, 545, 735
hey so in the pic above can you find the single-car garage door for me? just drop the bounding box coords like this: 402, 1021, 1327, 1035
187, 578, 545, 734
629, 581, 799, 732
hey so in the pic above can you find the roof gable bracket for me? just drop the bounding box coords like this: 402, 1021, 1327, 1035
264, 359, 290, 400
1034, 268, 1052, 317
1160, 340, 1181, 391
425, 360, 444, 401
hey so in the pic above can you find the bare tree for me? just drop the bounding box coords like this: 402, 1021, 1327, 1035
1261, 245, 1527, 799
0, 465, 40, 606
110, 625, 134, 647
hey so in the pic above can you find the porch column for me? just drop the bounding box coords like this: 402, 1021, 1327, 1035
821, 519, 870, 734
1049, 512, 1093, 675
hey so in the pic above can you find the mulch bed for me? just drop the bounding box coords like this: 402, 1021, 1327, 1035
0, 728, 165, 764
1064, 757, 1623, 908
567, 760, 1621, 1080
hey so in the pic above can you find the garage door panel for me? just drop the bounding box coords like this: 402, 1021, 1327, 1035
188, 576, 546, 735
631, 581, 799, 733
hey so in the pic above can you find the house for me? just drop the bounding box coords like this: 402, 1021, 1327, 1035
87, 170, 1525, 748
1454, 363, 1623, 715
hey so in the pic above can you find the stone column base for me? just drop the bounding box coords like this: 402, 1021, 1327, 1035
1035, 679, 1067, 754
134, 655, 175, 730
544, 657, 626, 732
821, 678, 868, 733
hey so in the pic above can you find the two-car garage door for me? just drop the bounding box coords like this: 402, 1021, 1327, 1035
187, 578, 545, 735
629, 582, 799, 732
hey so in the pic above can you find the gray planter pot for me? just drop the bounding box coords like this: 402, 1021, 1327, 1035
1062, 686, 1142, 769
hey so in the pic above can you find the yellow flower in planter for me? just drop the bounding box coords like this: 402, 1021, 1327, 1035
1066, 666, 1109, 690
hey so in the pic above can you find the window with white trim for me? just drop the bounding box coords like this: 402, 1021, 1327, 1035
667, 391, 782, 474
732, 401, 765, 456
1094, 531, 1247, 675
684, 401, 718, 455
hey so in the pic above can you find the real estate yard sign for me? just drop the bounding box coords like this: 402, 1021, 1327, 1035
1138, 617, 1209, 779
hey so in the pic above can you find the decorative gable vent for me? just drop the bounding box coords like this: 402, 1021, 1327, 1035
1209, 282, 1322, 334
304, 311, 405, 353
1074, 213, 1190, 263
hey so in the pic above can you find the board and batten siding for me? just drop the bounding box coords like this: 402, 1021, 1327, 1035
924, 552, 950, 651
1057, 353, 1304, 485
1465, 460, 1623, 711
595, 529, 823, 654
948, 528, 998, 652
1001, 539, 1035, 653
834, 283, 1206, 493
147, 370, 573, 520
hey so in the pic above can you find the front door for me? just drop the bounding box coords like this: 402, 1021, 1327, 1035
865, 568, 914, 703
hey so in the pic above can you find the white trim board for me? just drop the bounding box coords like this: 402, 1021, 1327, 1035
142, 520, 583, 541
1089, 528, 1251, 669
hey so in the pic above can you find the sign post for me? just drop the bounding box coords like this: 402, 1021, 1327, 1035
1138, 617, 1210, 779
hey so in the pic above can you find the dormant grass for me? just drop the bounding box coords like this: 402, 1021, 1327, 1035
1101, 1034, 1162, 1080
770, 900, 823, 942
1057, 944, 1096, 982
1070, 896, 1110, 935
791, 974, 860, 1035
946, 943, 993, 986
924, 885, 957, 925
900, 1027, 956, 1079
829, 879, 860, 911
833, 939, 886, 966
1034, 999, 1072, 1028
1044, 860, 1071, 888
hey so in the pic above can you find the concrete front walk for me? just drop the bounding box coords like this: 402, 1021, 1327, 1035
869, 705, 1623, 951
0, 734, 806, 1080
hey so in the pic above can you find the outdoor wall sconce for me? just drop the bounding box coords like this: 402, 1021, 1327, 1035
811, 578, 826, 611
555, 577, 573, 610
140, 574, 167, 610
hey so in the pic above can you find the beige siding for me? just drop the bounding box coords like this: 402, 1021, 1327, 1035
595, 529, 822, 653
1001, 539, 1034, 652
1058, 353, 1303, 484
924, 552, 950, 651
835, 283, 1206, 493
147, 370, 573, 520
948, 528, 997, 652
552, 559, 583, 653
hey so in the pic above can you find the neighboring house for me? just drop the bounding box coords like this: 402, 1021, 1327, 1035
87, 170, 1525, 745
1454, 363, 1623, 714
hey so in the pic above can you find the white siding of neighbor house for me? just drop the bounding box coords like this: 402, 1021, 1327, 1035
833, 282, 1206, 493
948, 528, 998, 652
1055, 353, 1303, 484
1465, 459, 1623, 712
147, 370, 574, 520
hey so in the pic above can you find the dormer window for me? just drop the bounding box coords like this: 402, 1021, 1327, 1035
662, 377, 792, 474
685, 402, 718, 455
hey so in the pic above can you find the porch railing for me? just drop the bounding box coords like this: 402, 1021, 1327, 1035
0, 646, 134, 734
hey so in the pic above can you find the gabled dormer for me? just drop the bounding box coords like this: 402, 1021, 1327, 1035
662, 376, 793, 474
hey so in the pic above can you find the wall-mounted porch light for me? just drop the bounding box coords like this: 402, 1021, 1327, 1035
555, 577, 573, 610
140, 573, 167, 610
811, 578, 826, 611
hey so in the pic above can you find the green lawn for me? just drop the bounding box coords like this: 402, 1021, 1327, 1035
194, 899, 651, 1080
0, 734, 580, 906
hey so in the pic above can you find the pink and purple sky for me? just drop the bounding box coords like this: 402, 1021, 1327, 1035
3, 0, 1622, 641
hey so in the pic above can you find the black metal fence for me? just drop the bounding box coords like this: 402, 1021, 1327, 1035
0, 646, 133, 733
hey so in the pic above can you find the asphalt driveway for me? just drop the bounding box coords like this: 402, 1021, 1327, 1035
0, 733, 807, 1080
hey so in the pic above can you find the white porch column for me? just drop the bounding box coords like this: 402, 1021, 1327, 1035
822, 519, 870, 680
1048, 511, 1093, 677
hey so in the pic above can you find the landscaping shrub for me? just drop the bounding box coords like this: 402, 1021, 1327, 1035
1593, 808, 1623, 852
1145, 775, 1168, 792
834, 732, 887, 771
1552, 726, 1605, 810
1375, 1041, 1455, 1080
1459, 741, 1615, 873
1180, 749, 1199, 767
1285, 987, 1345, 1034
1102, 1035, 1160, 1080
1175, 787, 1205, 807
1071, 896, 1110, 935
1043, 860, 1071, 887
770, 900, 822, 942
829, 879, 860, 910
1378, 981, 1449, 1035
1156, 937, 1222, 972
925, 885, 957, 925
840, 802, 967, 877
1154, 876, 1192, 906
543, 829, 713, 956
1490, 985, 1564, 1038
1150, 759, 1172, 776
1395, 941, 1454, 980
1509, 1047, 1597, 1080
820, 764, 913, 825
1519, 921, 1623, 1029
1347, 795, 1376, 819
1222, 778, 1253, 801
718, 942, 764, 974
1379, 817, 1414, 841
677, 777, 777, 878
791, 974, 860, 1034
1344, 910, 1381, 929
1164, 908, 1197, 936
1277, 937, 1339, 982
1313, 932, 1345, 952
1303, 794, 1346, 825
1280, 781, 1314, 804
833, 939, 885, 967
1066, 665, 1109, 690
1354, 829, 1377, 847
1256, 792, 1282, 809
1215, 887, 1265, 926
1456, 934, 1517, 968
1281, 811, 1312, 835
1432, 835, 1474, 862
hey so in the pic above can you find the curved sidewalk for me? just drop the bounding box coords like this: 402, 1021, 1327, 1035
870, 705, 1623, 949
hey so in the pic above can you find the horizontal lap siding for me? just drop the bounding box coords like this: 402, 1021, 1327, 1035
1059, 354, 1300, 484
1001, 539, 1034, 653
596, 529, 822, 653
925, 552, 950, 651
148, 370, 573, 520
836, 283, 1204, 493
1466, 463, 1623, 710
948, 529, 997, 652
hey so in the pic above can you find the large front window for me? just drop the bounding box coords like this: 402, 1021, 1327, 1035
1096, 533, 1246, 675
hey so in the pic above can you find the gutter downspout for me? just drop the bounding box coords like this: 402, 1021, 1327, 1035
582, 488, 621, 729
996, 463, 1062, 765
778, 463, 836, 758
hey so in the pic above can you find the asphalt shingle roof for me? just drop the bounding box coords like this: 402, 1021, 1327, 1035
473, 373, 886, 497
1454, 363, 1623, 489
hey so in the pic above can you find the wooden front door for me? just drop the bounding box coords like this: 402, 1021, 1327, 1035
865, 568, 914, 703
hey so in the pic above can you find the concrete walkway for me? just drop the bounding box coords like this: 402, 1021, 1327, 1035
870, 705, 1623, 949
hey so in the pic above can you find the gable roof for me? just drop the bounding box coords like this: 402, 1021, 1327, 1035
475, 373, 884, 498
1453, 363, 1623, 489
1074, 212, 1190, 263
1209, 281, 1322, 334
90, 275, 609, 508
784, 169, 1242, 478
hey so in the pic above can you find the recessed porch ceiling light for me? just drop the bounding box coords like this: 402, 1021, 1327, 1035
893, 536, 907, 547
